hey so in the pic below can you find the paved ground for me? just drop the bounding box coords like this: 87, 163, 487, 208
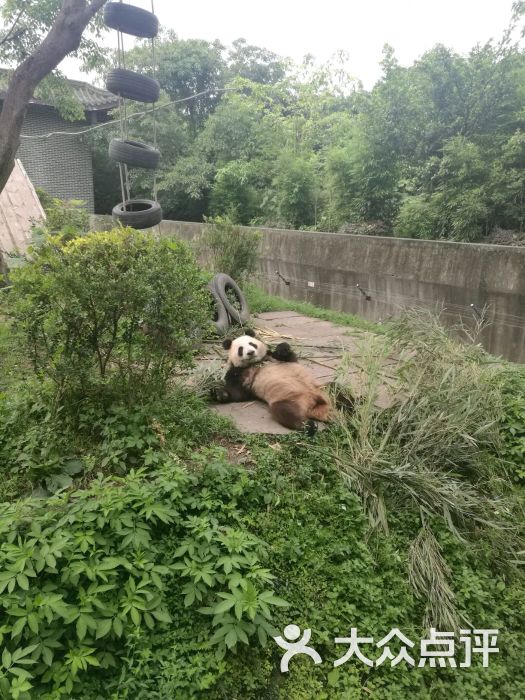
196, 311, 395, 434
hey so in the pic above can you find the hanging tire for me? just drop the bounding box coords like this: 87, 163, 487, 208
112, 199, 162, 229
207, 282, 230, 334
212, 273, 250, 324
103, 2, 159, 38
109, 138, 160, 169
106, 68, 160, 103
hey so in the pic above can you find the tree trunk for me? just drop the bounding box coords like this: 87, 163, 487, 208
0, 0, 109, 194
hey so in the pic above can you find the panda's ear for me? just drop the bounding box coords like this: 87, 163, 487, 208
222, 338, 233, 350
245, 328, 256, 337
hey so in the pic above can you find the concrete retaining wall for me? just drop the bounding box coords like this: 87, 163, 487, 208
90, 216, 525, 363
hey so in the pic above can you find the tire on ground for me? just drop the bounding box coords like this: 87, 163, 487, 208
212, 273, 250, 324
208, 282, 230, 334
106, 68, 160, 103
103, 2, 159, 38
109, 138, 160, 169
112, 199, 162, 229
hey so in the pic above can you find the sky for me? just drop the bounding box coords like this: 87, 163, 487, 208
62, 0, 519, 89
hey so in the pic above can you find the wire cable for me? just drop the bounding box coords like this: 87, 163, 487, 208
19, 88, 239, 140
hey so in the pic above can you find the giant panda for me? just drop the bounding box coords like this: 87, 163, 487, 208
217, 329, 332, 432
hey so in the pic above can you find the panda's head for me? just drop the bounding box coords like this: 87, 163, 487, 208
222, 329, 268, 368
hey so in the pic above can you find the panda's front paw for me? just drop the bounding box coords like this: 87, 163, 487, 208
271, 342, 297, 362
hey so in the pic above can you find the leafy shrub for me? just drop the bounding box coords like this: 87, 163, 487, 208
34, 191, 89, 241
210, 160, 259, 224
0, 458, 288, 699
499, 366, 525, 482
0, 466, 177, 699
394, 194, 445, 239
200, 215, 261, 282
0, 380, 231, 501
272, 152, 318, 228
448, 188, 490, 241
8, 228, 209, 401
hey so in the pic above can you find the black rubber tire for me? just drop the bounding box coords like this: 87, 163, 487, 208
207, 282, 230, 334
109, 138, 160, 169
103, 2, 159, 38
212, 273, 250, 324
112, 199, 162, 229
106, 68, 160, 103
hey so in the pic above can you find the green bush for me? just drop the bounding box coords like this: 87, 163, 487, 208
200, 215, 261, 282
0, 458, 288, 699
0, 379, 230, 501
499, 366, 525, 482
394, 195, 445, 239
210, 160, 259, 224
8, 228, 209, 400
34, 191, 89, 241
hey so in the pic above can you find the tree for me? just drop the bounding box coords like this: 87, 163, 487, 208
0, 0, 108, 194
226, 38, 287, 85
125, 31, 226, 132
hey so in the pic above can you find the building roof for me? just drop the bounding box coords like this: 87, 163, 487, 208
0, 69, 119, 112
57, 78, 119, 111
0, 159, 45, 263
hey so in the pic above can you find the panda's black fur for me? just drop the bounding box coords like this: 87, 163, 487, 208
218, 329, 332, 432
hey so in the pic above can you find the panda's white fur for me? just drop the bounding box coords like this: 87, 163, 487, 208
220, 331, 332, 431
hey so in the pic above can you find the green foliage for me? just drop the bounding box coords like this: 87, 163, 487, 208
272, 152, 319, 228
0, 466, 177, 698
332, 311, 522, 629
8, 228, 209, 400
200, 215, 261, 282
394, 194, 444, 239
210, 160, 259, 223
125, 32, 226, 131
0, 314, 27, 394
110, 25, 525, 240
93, 439, 525, 699
0, 375, 230, 502
1, 304, 524, 698
0, 455, 290, 699
227, 39, 288, 85
499, 366, 525, 482
34, 192, 89, 240
0, 455, 285, 698
0, 2, 107, 121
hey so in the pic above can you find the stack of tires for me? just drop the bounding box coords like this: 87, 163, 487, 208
208, 274, 250, 333
103, 2, 162, 229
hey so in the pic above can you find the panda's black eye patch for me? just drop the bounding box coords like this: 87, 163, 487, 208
238, 347, 244, 357
249, 342, 258, 349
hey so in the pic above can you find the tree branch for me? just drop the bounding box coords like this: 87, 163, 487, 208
0, 0, 109, 194
0, 5, 26, 48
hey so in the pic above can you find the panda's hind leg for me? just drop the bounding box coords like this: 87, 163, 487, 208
269, 399, 307, 430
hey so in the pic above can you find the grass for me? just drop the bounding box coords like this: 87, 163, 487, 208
244, 282, 382, 333
0, 309, 28, 394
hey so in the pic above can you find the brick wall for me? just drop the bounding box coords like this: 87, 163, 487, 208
17, 104, 95, 212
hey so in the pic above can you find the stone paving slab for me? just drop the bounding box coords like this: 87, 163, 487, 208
204, 312, 392, 434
